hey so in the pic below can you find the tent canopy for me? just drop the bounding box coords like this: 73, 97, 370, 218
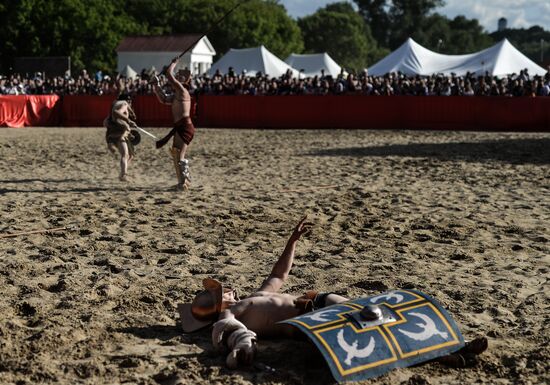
285, 53, 342, 78
120, 64, 137, 79
368, 38, 547, 77
209, 46, 298, 77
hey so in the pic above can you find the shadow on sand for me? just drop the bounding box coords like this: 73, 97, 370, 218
119, 324, 335, 384
0, 178, 87, 184
118, 324, 184, 342
0, 187, 145, 195
0, 178, 172, 195
309, 137, 550, 165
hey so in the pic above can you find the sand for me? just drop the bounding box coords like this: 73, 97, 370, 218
0, 127, 548, 385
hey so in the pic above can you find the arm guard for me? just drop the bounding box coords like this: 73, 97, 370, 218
225, 328, 257, 368
212, 318, 257, 369
212, 317, 249, 350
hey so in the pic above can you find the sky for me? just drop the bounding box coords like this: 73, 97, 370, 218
278, 0, 550, 32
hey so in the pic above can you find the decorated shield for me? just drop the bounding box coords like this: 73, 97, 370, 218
281, 290, 464, 383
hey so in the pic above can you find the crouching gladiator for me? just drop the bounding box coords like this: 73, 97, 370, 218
153, 57, 195, 191
103, 94, 140, 181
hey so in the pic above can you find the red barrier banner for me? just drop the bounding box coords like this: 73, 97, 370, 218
0, 95, 61, 127
61, 95, 174, 127
61, 95, 116, 127
131, 95, 173, 127
1, 95, 549, 130
197, 95, 550, 131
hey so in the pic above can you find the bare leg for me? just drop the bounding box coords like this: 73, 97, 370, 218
118, 141, 130, 181
325, 294, 349, 306
170, 147, 185, 187
173, 133, 188, 161
107, 142, 117, 155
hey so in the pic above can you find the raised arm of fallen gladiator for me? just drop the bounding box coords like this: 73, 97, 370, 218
257, 216, 313, 293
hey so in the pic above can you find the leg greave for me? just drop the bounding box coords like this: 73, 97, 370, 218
178, 159, 191, 181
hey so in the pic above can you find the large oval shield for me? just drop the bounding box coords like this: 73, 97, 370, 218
280, 289, 464, 383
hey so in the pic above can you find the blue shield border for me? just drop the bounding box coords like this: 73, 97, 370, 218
281, 290, 464, 383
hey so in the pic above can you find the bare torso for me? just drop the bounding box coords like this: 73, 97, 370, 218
230, 292, 302, 338
107, 101, 132, 140
172, 87, 191, 123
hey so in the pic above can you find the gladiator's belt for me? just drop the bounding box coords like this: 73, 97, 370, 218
294, 290, 319, 314
156, 117, 193, 149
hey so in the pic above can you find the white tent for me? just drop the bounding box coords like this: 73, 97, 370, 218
209, 46, 299, 77
368, 38, 547, 77
456, 39, 547, 77
285, 53, 341, 78
120, 64, 138, 79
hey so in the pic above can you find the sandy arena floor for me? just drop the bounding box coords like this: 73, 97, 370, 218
0, 127, 548, 385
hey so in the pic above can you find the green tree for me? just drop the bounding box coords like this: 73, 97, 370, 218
416, 13, 451, 51
168, 0, 303, 60
417, 14, 493, 54
353, 0, 494, 56
298, 2, 385, 71
0, 0, 140, 73
124, 0, 173, 35
0, 0, 303, 73
446, 16, 493, 53
387, 0, 444, 48
353, 0, 390, 47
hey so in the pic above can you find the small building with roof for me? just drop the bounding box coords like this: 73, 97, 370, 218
116, 35, 216, 75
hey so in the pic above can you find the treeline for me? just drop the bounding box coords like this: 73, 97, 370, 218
0, 0, 548, 73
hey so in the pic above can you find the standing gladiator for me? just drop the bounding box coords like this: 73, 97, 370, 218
103, 94, 139, 181
152, 57, 195, 191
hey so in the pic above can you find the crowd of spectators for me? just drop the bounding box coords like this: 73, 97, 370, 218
1, 66, 549, 97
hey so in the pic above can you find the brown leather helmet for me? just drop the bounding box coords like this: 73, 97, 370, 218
178, 278, 223, 333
